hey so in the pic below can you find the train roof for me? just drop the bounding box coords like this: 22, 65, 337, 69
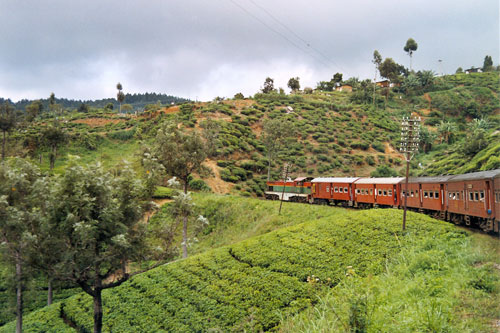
311, 177, 360, 183
407, 175, 455, 183
447, 169, 500, 182
355, 177, 404, 184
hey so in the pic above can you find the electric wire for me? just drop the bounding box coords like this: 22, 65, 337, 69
247, 0, 346, 72
227, 0, 337, 71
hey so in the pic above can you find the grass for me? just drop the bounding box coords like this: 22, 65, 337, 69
279, 229, 500, 332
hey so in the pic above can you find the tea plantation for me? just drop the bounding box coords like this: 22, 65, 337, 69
1, 209, 468, 332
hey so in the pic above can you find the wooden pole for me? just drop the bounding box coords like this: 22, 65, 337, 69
402, 153, 410, 231
279, 164, 289, 215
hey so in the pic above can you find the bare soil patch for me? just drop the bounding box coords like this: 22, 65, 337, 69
203, 159, 233, 194
72, 118, 124, 127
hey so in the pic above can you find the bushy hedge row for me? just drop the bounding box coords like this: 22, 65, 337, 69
2, 209, 460, 332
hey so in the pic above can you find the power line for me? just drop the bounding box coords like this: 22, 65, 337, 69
227, 0, 337, 71
247, 0, 345, 72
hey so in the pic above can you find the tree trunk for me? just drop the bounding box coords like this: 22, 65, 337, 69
15, 252, 23, 333
50, 146, 56, 170
93, 289, 103, 333
47, 279, 53, 306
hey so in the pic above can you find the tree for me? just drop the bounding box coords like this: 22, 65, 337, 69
116, 82, 125, 113
287, 77, 300, 92
49, 92, 55, 110
234, 92, 244, 99
0, 158, 48, 333
437, 120, 456, 144
45, 161, 148, 333
0, 102, 16, 160
42, 121, 66, 170
372, 50, 382, 105
404, 38, 418, 71
456, 67, 463, 74
151, 122, 207, 258
482, 55, 493, 72
25, 100, 43, 121
379, 58, 401, 82
261, 118, 295, 181
261, 77, 276, 94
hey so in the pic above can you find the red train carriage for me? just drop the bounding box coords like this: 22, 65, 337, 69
445, 169, 500, 231
354, 178, 404, 208
403, 176, 454, 217
310, 177, 359, 205
265, 177, 313, 202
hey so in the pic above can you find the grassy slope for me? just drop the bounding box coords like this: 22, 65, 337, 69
2, 195, 498, 332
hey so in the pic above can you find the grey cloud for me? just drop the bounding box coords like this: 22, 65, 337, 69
0, 0, 498, 101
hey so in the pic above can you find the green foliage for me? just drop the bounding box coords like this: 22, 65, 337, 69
188, 178, 211, 192
370, 164, 397, 177
152, 186, 176, 199
8, 208, 465, 332
107, 127, 136, 141
280, 229, 498, 333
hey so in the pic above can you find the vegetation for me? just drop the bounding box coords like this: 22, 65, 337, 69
3, 205, 489, 332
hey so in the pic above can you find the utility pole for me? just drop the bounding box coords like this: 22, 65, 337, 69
400, 116, 421, 231
279, 162, 291, 215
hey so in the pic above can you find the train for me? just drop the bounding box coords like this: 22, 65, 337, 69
265, 169, 500, 233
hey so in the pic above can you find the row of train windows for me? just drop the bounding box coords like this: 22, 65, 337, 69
355, 188, 373, 195
423, 191, 439, 199
401, 190, 417, 197
355, 188, 393, 196
468, 190, 485, 202
332, 187, 349, 193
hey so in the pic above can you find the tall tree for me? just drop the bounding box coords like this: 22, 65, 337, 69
482, 55, 493, 72
42, 121, 66, 170
404, 38, 418, 71
116, 82, 125, 113
25, 100, 43, 122
379, 58, 402, 82
287, 77, 300, 93
45, 161, 147, 333
150, 122, 207, 258
372, 50, 382, 105
261, 77, 275, 93
0, 102, 16, 160
261, 118, 295, 181
0, 158, 48, 333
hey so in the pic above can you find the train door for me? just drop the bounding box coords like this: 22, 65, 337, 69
419, 184, 423, 208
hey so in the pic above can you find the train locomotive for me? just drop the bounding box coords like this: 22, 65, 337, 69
265, 169, 500, 233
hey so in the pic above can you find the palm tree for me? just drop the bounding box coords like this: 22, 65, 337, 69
438, 121, 456, 144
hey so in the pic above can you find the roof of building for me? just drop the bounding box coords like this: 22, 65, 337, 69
294, 177, 313, 182
311, 177, 359, 183
355, 177, 405, 185
447, 169, 500, 182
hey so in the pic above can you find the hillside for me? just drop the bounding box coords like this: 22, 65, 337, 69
1, 196, 498, 332
1, 72, 497, 199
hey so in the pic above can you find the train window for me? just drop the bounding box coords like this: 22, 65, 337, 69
449, 192, 453, 199
370, 189, 373, 195
424, 191, 428, 198
480, 191, 485, 201
378, 189, 382, 196
429, 192, 434, 198
383, 190, 387, 196
388, 189, 392, 196
326, 187, 330, 192
435, 192, 439, 199
334, 187, 338, 193
409, 191, 413, 197
474, 192, 479, 201
356, 189, 360, 194
469, 192, 473, 201
344, 187, 348, 193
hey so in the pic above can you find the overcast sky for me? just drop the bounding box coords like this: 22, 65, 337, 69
1, 0, 498, 102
